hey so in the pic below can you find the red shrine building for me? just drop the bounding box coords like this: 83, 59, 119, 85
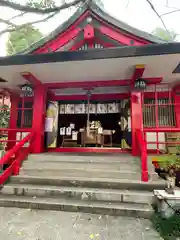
1, 3, 180, 181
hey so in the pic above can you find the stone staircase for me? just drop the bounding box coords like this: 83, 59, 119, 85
0, 153, 166, 218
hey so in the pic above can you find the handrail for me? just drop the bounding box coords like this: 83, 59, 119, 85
143, 128, 180, 153
0, 128, 32, 132
144, 128, 180, 133
0, 132, 34, 166
0, 132, 34, 185
136, 129, 148, 182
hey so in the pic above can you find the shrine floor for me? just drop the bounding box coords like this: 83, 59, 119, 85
0, 207, 161, 240
56, 113, 125, 148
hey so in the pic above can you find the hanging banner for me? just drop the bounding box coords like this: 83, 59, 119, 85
121, 99, 132, 149
45, 101, 59, 148
45, 117, 53, 132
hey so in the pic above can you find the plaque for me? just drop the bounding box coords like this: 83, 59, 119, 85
59, 104, 65, 114
87, 104, 96, 114
66, 127, 72, 136
60, 127, 65, 135
65, 104, 74, 114
75, 104, 86, 114
45, 117, 53, 132
108, 103, 119, 113
97, 103, 107, 114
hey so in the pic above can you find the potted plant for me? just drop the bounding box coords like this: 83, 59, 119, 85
175, 146, 180, 187
152, 146, 180, 187
0, 103, 9, 158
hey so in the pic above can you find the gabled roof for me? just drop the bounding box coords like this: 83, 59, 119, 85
21, 2, 167, 54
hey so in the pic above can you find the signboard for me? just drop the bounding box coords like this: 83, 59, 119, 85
45, 117, 53, 132
59, 102, 121, 115
45, 101, 59, 148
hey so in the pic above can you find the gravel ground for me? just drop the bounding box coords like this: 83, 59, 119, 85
0, 207, 161, 240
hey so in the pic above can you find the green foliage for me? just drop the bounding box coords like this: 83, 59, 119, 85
152, 27, 177, 41
156, 155, 180, 171
6, 25, 43, 55
151, 213, 180, 240
76, 0, 104, 11
27, 0, 56, 8
0, 104, 9, 151
152, 145, 180, 171
0, 105, 10, 128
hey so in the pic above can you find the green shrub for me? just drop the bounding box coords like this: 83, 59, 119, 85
151, 213, 180, 240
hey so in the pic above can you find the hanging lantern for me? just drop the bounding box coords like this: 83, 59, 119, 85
134, 78, 147, 91
20, 84, 34, 97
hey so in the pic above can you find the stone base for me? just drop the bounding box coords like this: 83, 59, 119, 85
154, 190, 180, 219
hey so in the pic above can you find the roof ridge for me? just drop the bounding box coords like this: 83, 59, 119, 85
17, 1, 167, 55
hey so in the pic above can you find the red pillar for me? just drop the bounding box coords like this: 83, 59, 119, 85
32, 85, 47, 153
131, 92, 143, 156
7, 94, 19, 150
173, 91, 180, 127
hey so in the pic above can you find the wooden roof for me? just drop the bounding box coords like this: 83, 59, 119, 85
21, 2, 166, 54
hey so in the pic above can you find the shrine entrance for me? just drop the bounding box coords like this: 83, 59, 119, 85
44, 99, 132, 152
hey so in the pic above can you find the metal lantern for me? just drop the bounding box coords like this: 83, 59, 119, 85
20, 84, 34, 97
134, 78, 147, 90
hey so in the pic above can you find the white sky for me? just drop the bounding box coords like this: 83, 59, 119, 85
0, 0, 180, 56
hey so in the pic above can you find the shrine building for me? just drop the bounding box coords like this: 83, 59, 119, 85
0, 2, 180, 162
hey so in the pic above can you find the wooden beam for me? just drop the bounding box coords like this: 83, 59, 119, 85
44, 77, 162, 89
131, 64, 145, 86
21, 72, 55, 98
33, 11, 89, 54
21, 72, 43, 86
99, 26, 147, 46
69, 39, 85, 51
50, 93, 130, 101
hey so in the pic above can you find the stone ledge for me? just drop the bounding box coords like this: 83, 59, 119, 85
154, 189, 180, 218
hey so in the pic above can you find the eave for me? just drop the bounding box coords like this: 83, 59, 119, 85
0, 43, 180, 95
19, 2, 167, 55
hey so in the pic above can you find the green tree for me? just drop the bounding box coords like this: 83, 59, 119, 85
0, 104, 10, 150
0, 0, 104, 36
27, 0, 56, 8
6, 25, 43, 55
152, 27, 177, 41
0, 104, 10, 129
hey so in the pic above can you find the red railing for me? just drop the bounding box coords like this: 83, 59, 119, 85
0, 128, 32, 150
143, 128, 180, 154
136, 129, 148, 182
0, 131, 34, 185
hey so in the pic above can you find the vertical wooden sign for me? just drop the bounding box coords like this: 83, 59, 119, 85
45, 101, 59, 148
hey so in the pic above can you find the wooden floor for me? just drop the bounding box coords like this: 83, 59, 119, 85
47, 147, 131, 153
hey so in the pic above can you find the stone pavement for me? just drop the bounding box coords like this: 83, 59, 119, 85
0, 207, 161, 240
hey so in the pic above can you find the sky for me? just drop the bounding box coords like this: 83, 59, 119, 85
0, 0, 180, 56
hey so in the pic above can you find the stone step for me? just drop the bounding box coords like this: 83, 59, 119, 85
19, 169, 144, 180
27, 153, 136, 163
1, 184, 154, 204
22, 161, 140, 172
10, 175, 166, 191
19, 168, 160, 181
0, 194, 153, 219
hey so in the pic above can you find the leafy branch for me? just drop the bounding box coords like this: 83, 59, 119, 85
145, 0, 169, 33
0, 0, 84, 14
0, 0, 88, 35
0, 12, 56, 36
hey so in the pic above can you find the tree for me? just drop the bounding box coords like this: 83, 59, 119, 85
0, 104, 10, 129
6, 25, 43, 55
152, 27, 177, 41
0, 0, 101, 36
0, 104, 10, 150
0, 0, 177, 38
